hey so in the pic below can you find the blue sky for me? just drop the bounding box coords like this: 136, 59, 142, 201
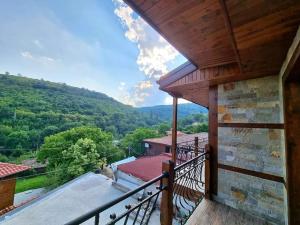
0, 0, 187, 106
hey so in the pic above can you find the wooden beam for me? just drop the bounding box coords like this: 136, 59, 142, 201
171, 97, 178, 162
205, 144, 211, 199
208, 86, 218, 195
280, 26, 300, 82
160, 160, 175, 225
284, 81, 300, 225
158, 61, 197, 88
218, 164, 285, 184
218, 0, 243, 74
218, 123, 285, 129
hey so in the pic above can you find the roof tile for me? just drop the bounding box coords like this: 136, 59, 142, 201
0, 162, 30, 178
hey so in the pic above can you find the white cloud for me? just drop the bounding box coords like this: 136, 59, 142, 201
136, 80, 153, 90
117, 80, 154, 106
113, 1, 179, 79
113, 0, 181, 106
164, 95, 190, 105
20, 51, 56, 65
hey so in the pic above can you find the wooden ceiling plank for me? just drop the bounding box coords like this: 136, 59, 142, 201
226, 0, 298, 28
145, 0, 200, 25
218, 0, 243, 73
234, 5, 300, 49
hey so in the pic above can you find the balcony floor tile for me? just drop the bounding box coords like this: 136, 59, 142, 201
185, 199, 271, 225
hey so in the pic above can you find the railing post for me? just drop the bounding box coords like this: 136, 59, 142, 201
171, 97, 178, 163
204, 144, 211, 199
194, 137, 199, 156
160, 160, 175, 225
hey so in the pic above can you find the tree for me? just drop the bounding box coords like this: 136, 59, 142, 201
0, 125, 13, 146
156, 123, 170, 136
38, 126, 123, 167
41, 126, 59, 139
6, 130, 29, 149
49, 138, 105, 183
120, 128, 160, 157
0, 154, 8, 162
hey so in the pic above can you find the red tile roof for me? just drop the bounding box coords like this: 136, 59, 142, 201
0, 162, 30, 178
143, 132, 208, 146
118, 153, 172, 182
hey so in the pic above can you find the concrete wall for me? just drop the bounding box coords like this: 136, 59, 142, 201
216, 76, 286, 224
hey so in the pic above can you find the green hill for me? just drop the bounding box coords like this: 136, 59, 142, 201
0, 74, 208, 156
0, 74, 162, 152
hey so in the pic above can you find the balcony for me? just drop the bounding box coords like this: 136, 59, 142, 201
63, 139, 205, 225
64, 138, 269, 225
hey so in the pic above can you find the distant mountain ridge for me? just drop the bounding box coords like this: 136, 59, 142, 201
138, 103, 208, 121
0, 74, 207, 137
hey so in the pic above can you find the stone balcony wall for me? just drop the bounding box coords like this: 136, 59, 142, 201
216, 75, 286, 224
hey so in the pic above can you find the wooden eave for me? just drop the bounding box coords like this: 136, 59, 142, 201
125, 0, 300, 107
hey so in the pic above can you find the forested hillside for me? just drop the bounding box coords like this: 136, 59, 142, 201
0, 74, 208, 158
0, 74, 163, 152
138, 103, 208, 121
0, 74, 208, 188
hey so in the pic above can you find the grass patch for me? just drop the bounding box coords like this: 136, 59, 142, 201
15, 175, 47, 193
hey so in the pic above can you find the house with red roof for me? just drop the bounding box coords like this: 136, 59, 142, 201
0, 162, 30, 210
113, 153, 171, 194
143, 132, 208, 156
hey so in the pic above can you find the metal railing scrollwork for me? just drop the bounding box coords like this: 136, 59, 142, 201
172, 150, 208, 225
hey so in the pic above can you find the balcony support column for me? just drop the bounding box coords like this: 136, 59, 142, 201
194, 137, 199, 156
205, 144, 211, 199
171, 96, 178, 162
160, 160, 175, 225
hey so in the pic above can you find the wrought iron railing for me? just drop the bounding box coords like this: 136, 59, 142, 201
65, 142, 210, 225
65, 173, 167, 225
173, 151, 208, 224
176, 137, 208, 165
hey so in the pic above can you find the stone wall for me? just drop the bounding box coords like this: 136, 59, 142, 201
218, 127, 284, 176
216, 76, 286, 224
218, 76, 282, 123
218, 169, 285, 224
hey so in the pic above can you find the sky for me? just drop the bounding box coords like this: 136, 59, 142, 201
0, 0, 189, 107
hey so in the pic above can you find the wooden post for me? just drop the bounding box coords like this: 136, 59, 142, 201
171, 97, 178, 163
204, 144, 211, 199
194, 137, 199, 156
160, 160, 175, 225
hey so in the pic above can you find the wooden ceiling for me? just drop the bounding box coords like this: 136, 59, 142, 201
125, 0, 237, 68
125, 0, 300, 106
